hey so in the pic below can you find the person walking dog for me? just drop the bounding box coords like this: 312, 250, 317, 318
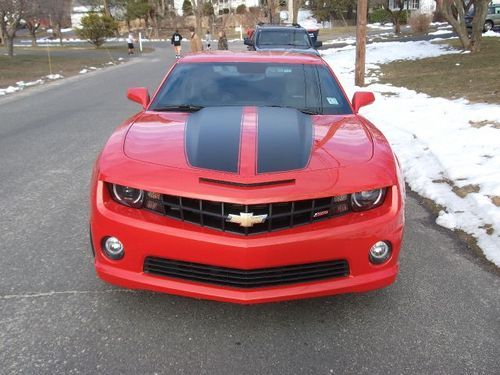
189, 27, 203, 53
171, 29, 183, 59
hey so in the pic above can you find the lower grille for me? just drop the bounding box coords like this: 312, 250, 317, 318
144, 257, 350, 289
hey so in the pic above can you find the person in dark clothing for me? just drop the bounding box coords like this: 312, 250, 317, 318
171, 29, 183, 59
218, 30, 228, 51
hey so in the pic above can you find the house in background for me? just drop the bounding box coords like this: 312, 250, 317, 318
388, 0, 436, 13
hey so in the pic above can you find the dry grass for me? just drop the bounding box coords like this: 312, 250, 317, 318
378, 38, 500, 104
0, 46, 152, 88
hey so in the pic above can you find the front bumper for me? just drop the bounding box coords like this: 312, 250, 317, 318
90, 182, 404, 304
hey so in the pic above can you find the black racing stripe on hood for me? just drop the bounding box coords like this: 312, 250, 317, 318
185, 106, 242, 173
257, 107, 313, 174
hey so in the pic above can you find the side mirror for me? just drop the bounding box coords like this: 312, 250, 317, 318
127, 87, 150, 109
314, 41, 322, 48
243, 37, 253, 46
352, 91, 375, 113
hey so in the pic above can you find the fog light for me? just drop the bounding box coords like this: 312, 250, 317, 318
102, 236, 124, 260
369, 241, 391, 264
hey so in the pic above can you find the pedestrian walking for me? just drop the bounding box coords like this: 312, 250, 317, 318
171, 29, 183, 59
218, 30, 228, 51
126, 33, 135, 55
189, 26, 203, 53
205, 30, 212, 50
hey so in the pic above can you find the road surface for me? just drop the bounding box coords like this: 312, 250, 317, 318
0, 45, 498, 375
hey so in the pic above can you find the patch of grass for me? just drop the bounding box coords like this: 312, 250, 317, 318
0, 46, 152, 88
377, 38, 500, 104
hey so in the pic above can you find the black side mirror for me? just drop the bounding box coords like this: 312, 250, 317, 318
243, 37, 253, 46
314, 41, 323, 48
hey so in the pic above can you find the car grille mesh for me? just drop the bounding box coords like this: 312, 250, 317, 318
144, 257, 350, 289
143, 192, 351, 235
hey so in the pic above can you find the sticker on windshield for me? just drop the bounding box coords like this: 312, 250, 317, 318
326, 97, 339, 105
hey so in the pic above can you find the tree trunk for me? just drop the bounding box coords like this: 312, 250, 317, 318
7, 36, 14, 57
470, 0, 489, 53
438, 0, 470, 50
103, 0, 112, 17
340, 12, 348, 27
292, 0, 301, 24
394, 16, 401, 33
31, 31, 37, 46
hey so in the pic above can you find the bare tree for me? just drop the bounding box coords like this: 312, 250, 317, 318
45, 0, 72, 46
437, 0, 490, 53
382, 0, 406, 34
25, 0, 44, 46
0, 0, 26, 57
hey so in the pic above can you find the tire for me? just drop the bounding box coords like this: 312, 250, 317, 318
483, 20, 493, 32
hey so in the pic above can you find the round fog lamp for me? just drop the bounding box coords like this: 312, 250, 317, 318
102, 236, 124, 260
369, 241, 391, 264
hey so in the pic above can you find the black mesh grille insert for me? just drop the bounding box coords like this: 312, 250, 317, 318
143, 192, 351, 236
144, 257, 350, 288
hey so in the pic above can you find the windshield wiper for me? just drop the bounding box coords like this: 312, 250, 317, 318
154, 105, 204, 112
266, 105, 321, 115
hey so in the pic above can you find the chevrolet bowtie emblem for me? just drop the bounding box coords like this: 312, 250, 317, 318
226, 212, 268, 228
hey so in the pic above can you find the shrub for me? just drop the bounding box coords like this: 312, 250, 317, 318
369, 8, 390, 24
182, 0, 193, 16
236, 4, 246, 14
76, 12, 118, 47
409, 11, 432, 33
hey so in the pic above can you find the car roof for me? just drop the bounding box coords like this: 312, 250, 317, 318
255, 24, 306, 30
179, 51, 325, 65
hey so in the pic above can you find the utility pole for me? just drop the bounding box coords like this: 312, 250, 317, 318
355, 0, 368, 86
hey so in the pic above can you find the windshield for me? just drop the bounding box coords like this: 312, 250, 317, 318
257, 29, 311, 48
150, 62, 352, 115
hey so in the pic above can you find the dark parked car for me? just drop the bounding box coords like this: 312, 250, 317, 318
465, 5, 500, 32
244, 24, 322, 55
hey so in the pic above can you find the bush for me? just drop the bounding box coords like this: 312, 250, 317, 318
76, 12, 118, 47
369, 8, 390, 24
182, 0, 193, 16
409, 11, 432, 33
236, 4, 246, 14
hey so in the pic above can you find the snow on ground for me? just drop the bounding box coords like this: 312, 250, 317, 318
428, 29, 453, 36
483, 30, 500, 37
0, 74, 63, 96
322, 39, 500, 266
367, 22, 394, 30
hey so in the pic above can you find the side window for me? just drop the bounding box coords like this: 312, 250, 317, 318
316, 66, 353, 115
496, 7, 500, 14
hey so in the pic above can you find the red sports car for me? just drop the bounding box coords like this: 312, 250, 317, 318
90, 52, 405, 304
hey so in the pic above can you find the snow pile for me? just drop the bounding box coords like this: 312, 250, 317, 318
428, 29, 453, 36
322, 40, 500, 266
46, 74, 63, 80
367, 22, 394, 30
0, 75, 62, 96
483, 30, 500, 37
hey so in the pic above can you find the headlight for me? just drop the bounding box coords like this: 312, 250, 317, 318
351, 188, 386, 211
111, 184, 144, 208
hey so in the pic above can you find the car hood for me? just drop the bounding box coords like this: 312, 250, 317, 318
123, 106, 373, 177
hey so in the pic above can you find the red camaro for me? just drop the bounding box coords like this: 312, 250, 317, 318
90, 52, 405, 304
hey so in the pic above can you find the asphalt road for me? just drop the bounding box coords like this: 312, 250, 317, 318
0, 46, 499, 375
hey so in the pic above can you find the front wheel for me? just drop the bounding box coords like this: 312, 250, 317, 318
483, 20, 494, 32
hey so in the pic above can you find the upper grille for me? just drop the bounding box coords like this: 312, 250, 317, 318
143, 192, 351, 235
144, 257, 350, 289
